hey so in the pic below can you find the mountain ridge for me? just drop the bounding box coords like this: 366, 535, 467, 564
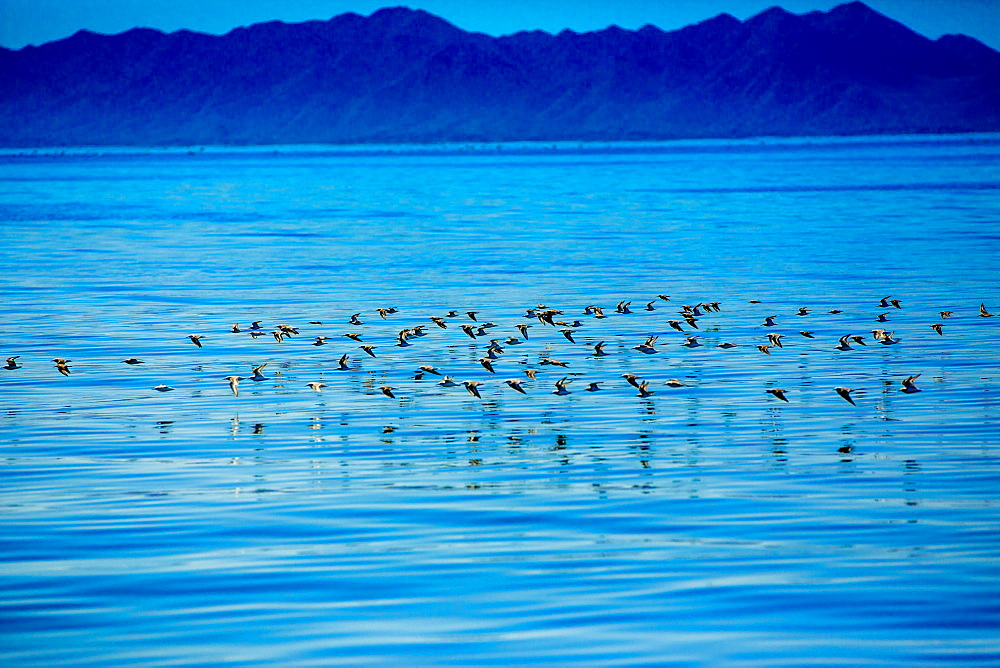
1, 2, 997, 146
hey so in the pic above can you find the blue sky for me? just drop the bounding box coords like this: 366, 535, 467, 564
2, 0, 998, 50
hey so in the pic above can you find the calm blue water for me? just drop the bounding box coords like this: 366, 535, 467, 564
1, 135, 999, 666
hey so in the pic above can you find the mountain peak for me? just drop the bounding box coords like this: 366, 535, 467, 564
747, 6, 799, 26
811, 1, 919, 38
688, 13, 743, 36
1, 3, 997, 146
936, 33, 1000, 71
367, 6, 462, 34
831, 1, 878, 15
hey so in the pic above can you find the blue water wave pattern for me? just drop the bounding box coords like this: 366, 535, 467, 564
1, 135, 999, 666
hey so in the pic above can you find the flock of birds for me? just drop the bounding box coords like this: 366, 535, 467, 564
5, 295, 995, 408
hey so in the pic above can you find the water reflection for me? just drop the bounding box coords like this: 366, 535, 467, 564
903, 459, 921, 506
3, 139, 999, 667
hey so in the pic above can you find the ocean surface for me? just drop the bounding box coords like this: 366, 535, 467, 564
1, 135, 999, 666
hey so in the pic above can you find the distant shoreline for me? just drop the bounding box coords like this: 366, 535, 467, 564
3, 131, 999, 159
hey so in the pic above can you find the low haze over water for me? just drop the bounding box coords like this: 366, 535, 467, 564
1, 135, 999, 665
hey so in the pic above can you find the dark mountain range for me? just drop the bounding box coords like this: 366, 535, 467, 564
1, 1, 998, 146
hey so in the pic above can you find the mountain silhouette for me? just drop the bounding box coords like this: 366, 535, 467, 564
1, 2, 997, 146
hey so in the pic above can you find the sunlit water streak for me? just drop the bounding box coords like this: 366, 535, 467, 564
1, 135, 999, 666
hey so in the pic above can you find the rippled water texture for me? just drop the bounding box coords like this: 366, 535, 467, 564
2, 136, 999, 666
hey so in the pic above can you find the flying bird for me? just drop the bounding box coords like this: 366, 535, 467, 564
621, 373, 642, 388
552, 377, 573, 395
835, 386, 857, 405
504, 379, 527, 394
900, 374, 922, 393
634, 335, 658, 354
766, 388, 789, 402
